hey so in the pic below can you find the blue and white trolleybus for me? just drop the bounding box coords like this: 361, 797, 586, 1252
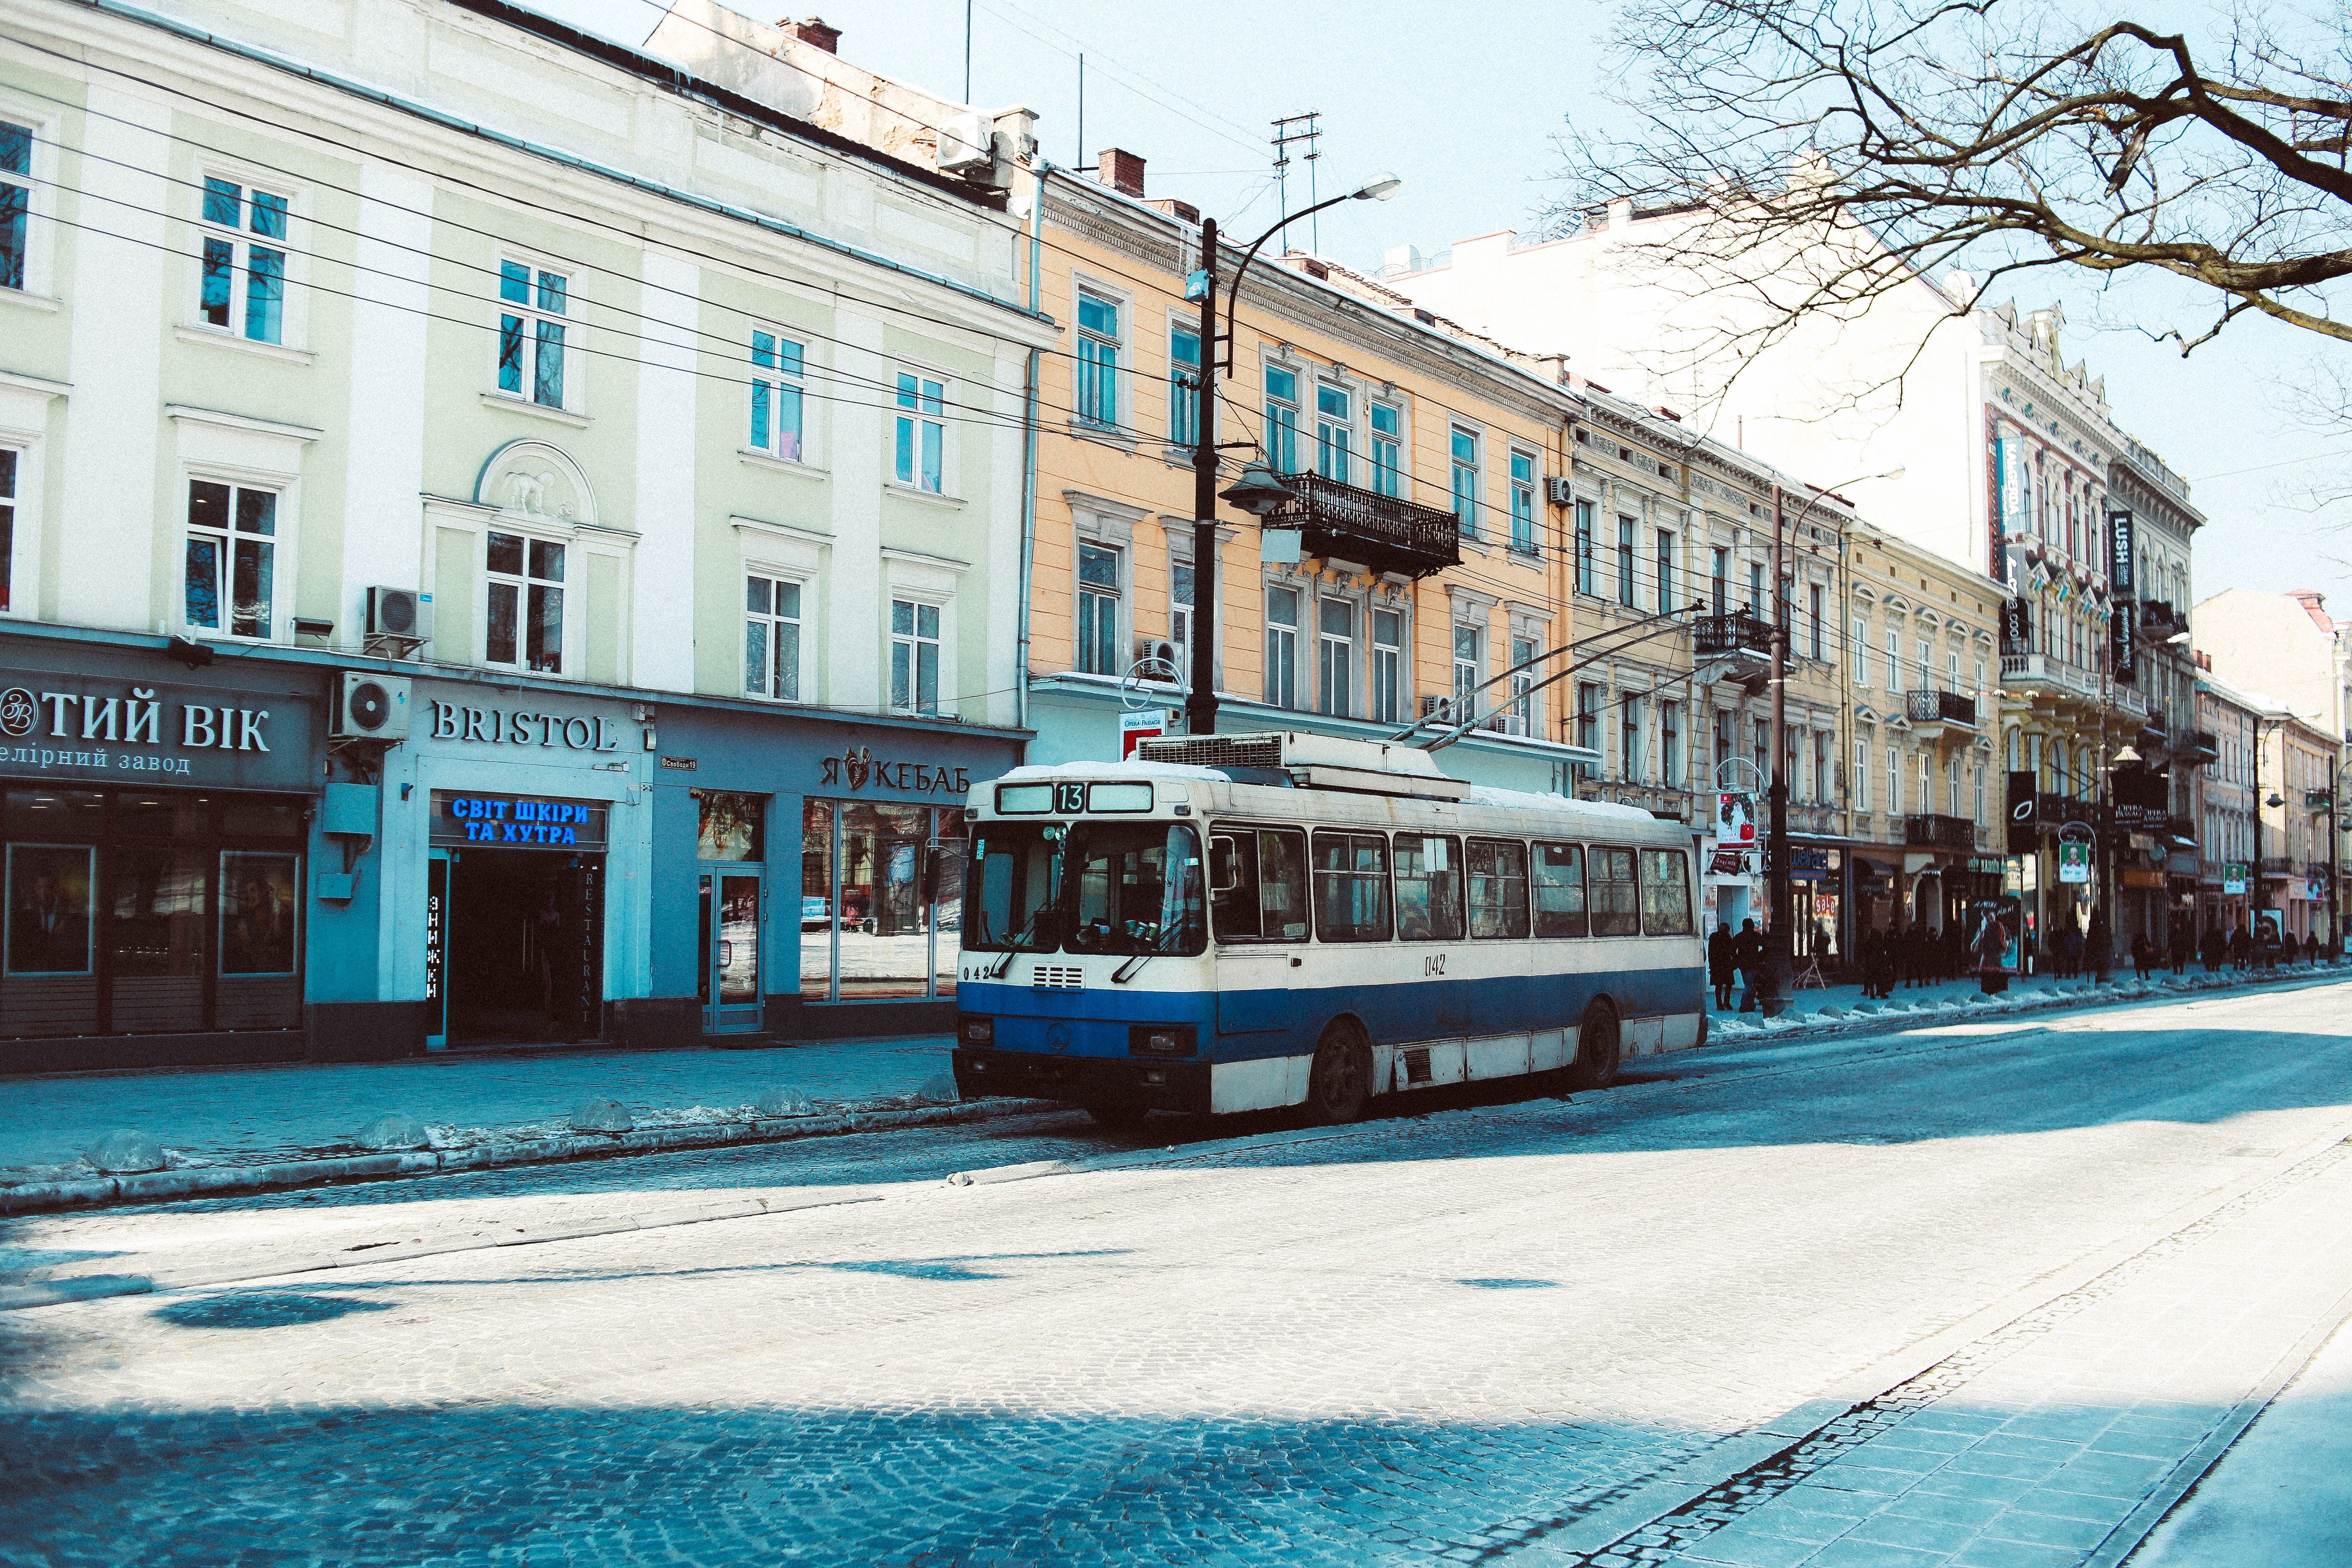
951, 732, 1706, 1125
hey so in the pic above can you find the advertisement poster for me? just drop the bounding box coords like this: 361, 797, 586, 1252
1715, 791, 1756, 849
2057, 841, 2093, 885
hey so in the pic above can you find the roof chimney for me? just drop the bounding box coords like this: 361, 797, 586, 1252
2288, 588, 2334, 632
1094, 147, 1145, 198
779, 16, 839, 52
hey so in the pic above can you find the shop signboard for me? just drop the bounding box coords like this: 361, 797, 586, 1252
1714, 791, 1756, 849
2223, 861, 2249, 895
2057, 841, 2093, 885
1121, 708, 1167, 760
0, 670, 314, 790
429, 791, 609, 849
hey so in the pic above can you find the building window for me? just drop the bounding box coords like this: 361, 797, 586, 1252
1808, 585, 1824, 659
1316, 385, 1353, 484
890, 598, 941, 715
1371, 607, 1403, 723
802, 799, 962, 1002
894, 372, 946, 492
1075, 291, 1119, 428
1170, 557, 1194, 672
1508, 635, 1537, 735
1753, 717, 1770, 785
1453, 623, 1482, 710
1618, 517, 1638, 607
1813, 731, 1830, 804
1947, 758, 1961, 816
1, 120, 30, 291
1170, 325, 1200, 446
1856, 740, 1871, 811
1510, 451, 1537, 555
184, 479, 276, 639
1451, 428, 1479, 537
1947, 649, 1962, 692
1974, 765, 1985, 824
1885, 629, 1902, 692
1661, 700, 1682, 787
1575, 682, 1601, 778
744, 573, 802, 700
0, 447, 15, 613
1747, 561, 1763, 613
486, 532, 564, 673
1920, 752, 1932, 813
1714, 708, 1733, 781
1853, 617, 1869, 684
1621, 695, 1643, 781
1370, 402, 1403, 497
1711, 546, 1728, 616
1575, 501, 1596, 595
497, 259, 567, 407
1918, 639, 1933, 690
1076, 543, 1121, 675
1265, 585, 1300, 708
1317, 598, 1355, 718
1265, 367, 1300, 473
1656, 530, 1674, 613
749, 330, 805, 460
199, 177, 288, 344
1786, 726, 1802, 799
1888, 744, 1902, 813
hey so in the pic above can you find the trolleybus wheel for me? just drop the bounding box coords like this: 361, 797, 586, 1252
1086, 1101, 1152, 1130
1306, 1019, 1372, 1124
1567, 999, 1621, 1091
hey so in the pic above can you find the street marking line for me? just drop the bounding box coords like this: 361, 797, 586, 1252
2091, 1277, 2352, 1568
0, 1188, 888, 1311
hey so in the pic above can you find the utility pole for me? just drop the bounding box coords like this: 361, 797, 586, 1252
1271, 113, 1320, 239
1185, 219, 1222, 740
1759, 486, 1794, 1016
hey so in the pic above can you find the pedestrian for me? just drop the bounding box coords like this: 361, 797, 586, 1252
2230, 921, 2252, 971
1708, 921, 1736, 1012
2168, 923, 2192, 976
2131, 933, 2155, 980
2200, 923, 2224, 973
1734, 918, 1764, 1012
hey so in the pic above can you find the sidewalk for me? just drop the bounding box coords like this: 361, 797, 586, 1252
0, 1035, 962, 1188
1709, 962, 2344, 1023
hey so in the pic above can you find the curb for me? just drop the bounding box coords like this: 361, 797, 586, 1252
0, 1096, 1063, 1218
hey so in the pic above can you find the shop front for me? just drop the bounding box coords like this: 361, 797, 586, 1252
0, 631, 319, 1072
1791, 845, 1844, 973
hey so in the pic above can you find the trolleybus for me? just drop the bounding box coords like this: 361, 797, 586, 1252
950, 731, 1706, 1125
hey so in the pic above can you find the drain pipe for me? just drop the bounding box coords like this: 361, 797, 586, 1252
1014, 159, 1047, 736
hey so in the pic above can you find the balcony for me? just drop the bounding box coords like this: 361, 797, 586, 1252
1261, 471, 1460, 580
2260, 856, 2297, 876
2177, 729, 2219, 766
2138, 600, 2187, 642
1905, 688, 1978, 740
1906, 813, 1977, 851
2002, 652, 2098, 698
1694, 612, 1774, 659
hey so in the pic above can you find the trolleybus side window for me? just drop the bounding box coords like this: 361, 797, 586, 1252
1589, 845, 1640, 937
1311, 830, 1391, 943
1209, 827, 1307, 942
1393, 833, 1464, 941
1639, 847, 1695, 935
967, 825, 1065, 951
1532, 842, 1588, 938
1467, 838, 1530, 939
1066, 822, 1206, 956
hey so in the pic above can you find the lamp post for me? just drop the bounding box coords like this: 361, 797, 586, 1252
1182, 174, 1401, 739
1756, 467, 1902, 1018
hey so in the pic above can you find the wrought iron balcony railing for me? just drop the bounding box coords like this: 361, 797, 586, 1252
1261, 471, 1461, 581
1694, 611, 1773, 658
2177, 729, 2219, 765
1905, 689, 1978, 729
1906, 813, 1976, 851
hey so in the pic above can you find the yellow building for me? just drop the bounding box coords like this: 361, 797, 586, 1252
1022, 153, 1601, 791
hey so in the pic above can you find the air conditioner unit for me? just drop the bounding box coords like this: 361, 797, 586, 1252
936, 111, 996, 178
1420, 694, 1455, 720
1132, 637, 1182, 677
365, 586, 433, 646
1544, 475, 1574, 507
1491, 713, 1528, 737
332, 671, 412, 742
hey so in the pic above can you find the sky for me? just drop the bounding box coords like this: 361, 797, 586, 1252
539, 0, 2352, 616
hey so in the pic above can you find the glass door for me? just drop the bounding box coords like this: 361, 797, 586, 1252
703, 868, 763, 1032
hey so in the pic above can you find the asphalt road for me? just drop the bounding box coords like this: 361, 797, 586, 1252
5, 979, 2350, 1567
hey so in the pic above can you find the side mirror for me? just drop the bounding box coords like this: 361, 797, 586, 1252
1209, 835, 1241, 894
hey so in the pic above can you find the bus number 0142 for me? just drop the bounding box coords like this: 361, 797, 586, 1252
1424, 954, 1446, 976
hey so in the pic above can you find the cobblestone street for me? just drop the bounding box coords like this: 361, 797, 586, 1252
6, 979, 2351, 1566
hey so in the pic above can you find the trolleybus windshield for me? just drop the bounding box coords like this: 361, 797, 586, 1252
965, 821, 1207, 957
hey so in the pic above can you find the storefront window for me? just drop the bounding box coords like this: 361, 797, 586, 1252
800, 797, 963, 1001
0, 787, 302, 1038
696, 791, 766, 862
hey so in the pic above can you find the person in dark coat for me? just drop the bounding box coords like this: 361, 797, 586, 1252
1708, 922, 1736, 1011
2131, 933, 2156, 980
2229, 921, 2252, 971
2168, 924, 2192, 975
1733, 918, 1764, 1012
2199, 924, 2225, 973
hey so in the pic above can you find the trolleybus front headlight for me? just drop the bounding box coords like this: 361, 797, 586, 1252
959, 1016, 994, 1045
1129, 1024, 1195, 1057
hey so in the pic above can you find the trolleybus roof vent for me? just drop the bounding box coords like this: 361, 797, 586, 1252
1136, 734, 1285, 770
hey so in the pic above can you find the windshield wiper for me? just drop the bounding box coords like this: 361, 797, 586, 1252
985, 906, 1053, 978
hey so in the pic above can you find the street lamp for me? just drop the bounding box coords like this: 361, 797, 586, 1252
1755, 466, 1904, 1017
1182, 175, 1402, 738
